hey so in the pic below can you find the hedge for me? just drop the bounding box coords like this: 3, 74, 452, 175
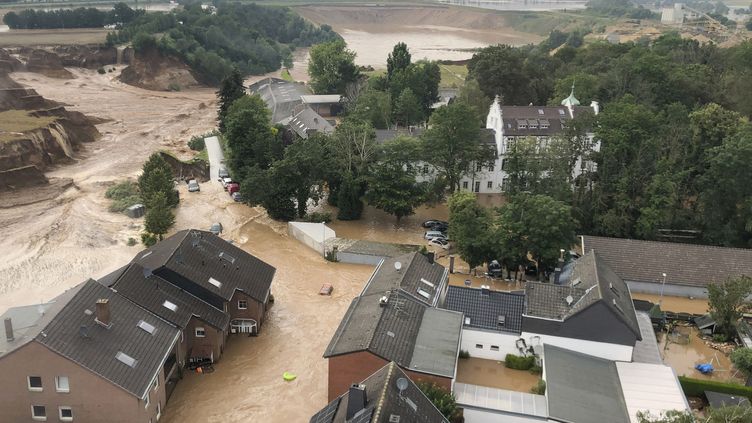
678, 376, 752, 400
505, 354, 536, 370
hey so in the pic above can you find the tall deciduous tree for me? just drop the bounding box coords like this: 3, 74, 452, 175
349, 89, 392, 129
417, 382, 461, 422
467, 44, 533, 105
138, 153, 178, 209
144, 192, 175, 240
387, 42, 411, 81
496, 194, 576, 278
708, 276, 752, 341
394, 88, 423, 127
308, 40, 359, 94
217, 68, 245, 133
421, 103, 491, 193
365, 136, 425, 221
224, 94, 281, 182
448, 191, 495, 273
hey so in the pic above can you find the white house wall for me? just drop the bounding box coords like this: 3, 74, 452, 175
461, 328, 633, 362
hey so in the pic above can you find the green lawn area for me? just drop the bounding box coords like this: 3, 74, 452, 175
0, 110, 56, 143
439, 64, 467, 88
281, 68, 294, 82
503, 10, 613, 36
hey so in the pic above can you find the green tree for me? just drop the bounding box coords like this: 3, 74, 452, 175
308, 40, 360, 94
708, 276, 752, 341
731, 348, 752, 379
144, 192, 175, 240
217, 68, 245, 133
417, 382, 461, 422
504, 136, 546, 196
638, 406, 752, 423
496, 194, 576, 278
278, 134, 328, 218
365, 137, 425, 221
421, 102, 491, 193
388, 60, 440, 117
336, 174, 364, 220
448, 191, 495, 273
387, 42, 411, 81
394, 88, 423, 126
467, 44, 533, 105
138, 153, 178, 209
224, 95, 280, 182
455, 77, 491, 127
349, 89, 392, 129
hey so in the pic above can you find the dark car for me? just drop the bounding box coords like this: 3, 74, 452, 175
429, 222, 449, 233
422, 220, 448, 228
231, 192, 243, 202
218, 167, 230, 179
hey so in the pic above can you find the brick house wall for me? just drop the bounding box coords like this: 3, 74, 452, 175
185, 316, 225, 363
228, 291, 266, 327
0, 342, 162, 423
327, 351, 453, 401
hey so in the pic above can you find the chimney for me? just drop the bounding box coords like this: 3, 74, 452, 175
4, 318, 13, 342
95, 299, 112, 328
346, 384, 367, 420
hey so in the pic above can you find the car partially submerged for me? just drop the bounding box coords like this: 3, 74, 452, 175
209, 222, 223, 235
428, 238, 450, 250
187, 179, 200, 192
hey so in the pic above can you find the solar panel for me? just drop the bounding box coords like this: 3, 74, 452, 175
115, 351, 137, 368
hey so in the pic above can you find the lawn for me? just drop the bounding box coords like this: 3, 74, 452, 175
439, 64, 467, 88
0, 110, 56, 142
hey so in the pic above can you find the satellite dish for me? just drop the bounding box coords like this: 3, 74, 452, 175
394, 262, 402, 271
142, 266, 153, 279
565, 295, 574, 306
396, 377, 409, 394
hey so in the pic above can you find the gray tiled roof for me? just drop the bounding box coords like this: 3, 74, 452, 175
136, 229, 275, 303
442, 285, 524, 334
361, 253, 447, 307
248, 77, 309, 124
110, 263, 230, 331
36, 279, 180, 399
581, 235, 752, 288
0, 285, 83, 358
544, 344, 630, 423
524, 251, 641, 338
288, 106, 334, 139
310, 362, 449, 423
499, 105, 593, 137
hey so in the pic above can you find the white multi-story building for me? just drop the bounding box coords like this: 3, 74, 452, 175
457, 89, 601, 194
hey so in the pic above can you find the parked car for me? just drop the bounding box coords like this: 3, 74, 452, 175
428, 238, 450, 250
422, 219, 448, 228
218, 167, 229, 179
227, 182, 240, 195
424, 230, 447, 241
429, 222, 449, 233
231, 192, 243, 202
187, 179, 200, 192
209, 222, 223, 235
219, 177, 233, 189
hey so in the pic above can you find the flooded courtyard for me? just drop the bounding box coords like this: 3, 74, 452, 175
456, 357, 540, 392
659, 326, 743, 383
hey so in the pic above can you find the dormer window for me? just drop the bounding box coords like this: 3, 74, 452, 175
529, 120, 538, 129
538, 109, 544, 115
558, 109, 565, 115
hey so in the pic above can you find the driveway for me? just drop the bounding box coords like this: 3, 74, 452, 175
204, 136, 224, 182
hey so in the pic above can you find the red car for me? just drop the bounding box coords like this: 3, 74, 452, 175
227, 182, 240, 195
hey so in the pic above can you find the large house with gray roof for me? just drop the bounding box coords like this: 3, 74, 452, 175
0, 279, 180, 423
311, 361, 449, 423
580, 235, 752, 298
442, 250, 642, 362
324, 252, 463, 401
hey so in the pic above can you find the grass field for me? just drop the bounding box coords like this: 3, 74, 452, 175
0, 110, 56, 143
502, 10, 612, 35
0, 28, 108, 46
439, 64, 467, 88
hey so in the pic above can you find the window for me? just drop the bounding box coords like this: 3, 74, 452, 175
137, 320, 157, 335
498, 315, 506, 327
59, 407, 73, 422
422, 164, 429, 175
153, 376, 158, 391
28, 376, 43, 391
462, 181, 468, 189
487, 181, 493, 189
115, 351, 137, 368
162, 300, 177, 312
464, 316, 471, 325
416, 288, 430, 299
476, 163, 482, 172
156, 402, 162, 420
145, 391, 150, 409
195, 327, 206, 338
500, 159, 506, 171
538, 109, 544, 115
31, 405, 46, 421
475, 344, 483, 349
501, 178, 510, 192
238, 300, 248, 310
208, 277, 222, 289
420, 278, 435, 288
488, 164, 494, 172
55, 376, 69, 393
559, 109, 565, 115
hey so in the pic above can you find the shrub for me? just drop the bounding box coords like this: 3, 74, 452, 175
97, 67, 106, 74
678, 376, 752, 400
301, 211, 332, 223
105, 180, 142, 213
126, 237, 137, 246
141, 232, 157, 246
505, 354, 536, 370
529, 364, 542, 375
714, 333, 729, 342
458, 349, 470, 359
188, 135, 205, 151
531, 379, 546, 395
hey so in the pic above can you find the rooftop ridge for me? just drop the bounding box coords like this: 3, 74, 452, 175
372, 361, 394, 422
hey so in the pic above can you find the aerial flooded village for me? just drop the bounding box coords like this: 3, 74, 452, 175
2, 0, 752, 422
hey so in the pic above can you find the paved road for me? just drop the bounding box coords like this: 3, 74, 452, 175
204, 136, 224, 183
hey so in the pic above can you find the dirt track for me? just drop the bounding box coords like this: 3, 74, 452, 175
0, 68, 218, 312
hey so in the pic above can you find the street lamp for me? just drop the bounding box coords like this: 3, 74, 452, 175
659, 273, 667, 306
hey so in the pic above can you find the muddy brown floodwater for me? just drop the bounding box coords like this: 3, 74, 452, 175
456, 357, 540, 392
660, 326, 743, 383
631, 293, 710, 315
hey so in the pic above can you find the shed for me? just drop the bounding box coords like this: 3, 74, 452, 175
694, 314, 717, 335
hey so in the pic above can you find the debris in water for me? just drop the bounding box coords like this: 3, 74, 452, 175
283, 372, 296, 382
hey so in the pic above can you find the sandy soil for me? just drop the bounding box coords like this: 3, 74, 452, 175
296, 5, 543, 66
0, 67, 217, 313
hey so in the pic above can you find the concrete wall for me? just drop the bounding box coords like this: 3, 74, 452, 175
626, 281, 708, 299
0, 342, 161, 423
462, 329, 521, 361
462, 407, 548, 423
327, 351, 452, 402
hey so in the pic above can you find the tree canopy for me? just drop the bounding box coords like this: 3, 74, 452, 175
308, 40, 360, 94
708, 276, 752, 340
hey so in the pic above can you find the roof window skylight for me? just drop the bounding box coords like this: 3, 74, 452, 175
162, 300, 178, 312
417, 288, 431, 299
137, 320, 156, 335
420, 278, 435, 288
208, 277, 222, 289
115, 351, 137, 368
